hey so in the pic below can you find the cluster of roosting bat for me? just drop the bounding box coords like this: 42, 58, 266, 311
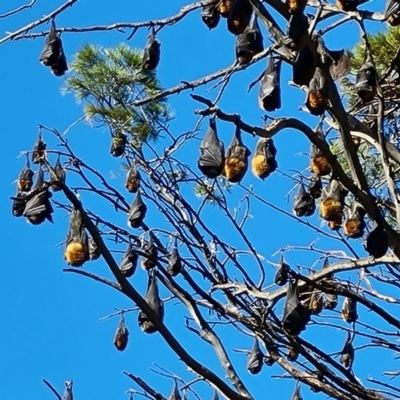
197, 117, 389, 259
38, 20, 160, 76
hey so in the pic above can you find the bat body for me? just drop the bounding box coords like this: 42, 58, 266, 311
227, 0, 253, 35
128, 191, 147, 228
88, 237, 101, 260
235, 15, 264, 65
120, 243, 138, 278
282, 280, 309, 336
64, 207, 89, 267
23, 183, 54, 225
198, 119, 225, 179
385, 0, 400, 25
274, 255, 289, 286
293, 182, 315, 217
125, 162, 140, 193
246, 339, 263, 374
340, 333, 354, 369
308, 291, 323, 315
319, 179, 346, 230
365, 224, 388, 258
142, 28, 161, 71
251, 137, 278, 179
344, 202, 366, 238
217, 0, 232, 17
259, 57, 282, 111
356, 63, 377, 103
138, 272, 164, 334
222, 126, 251, 183
51, 154, 66, 191
287, 346, 298, 361
17, 160, 34, 192
12, 192, 28, 217
310, 131, 331, 176
336, 0, 368, 11
113, 315, 129, 351
341, 296, 358, 323
31, 132, 47, 164
201, 2, 220, 29
110, 131, 127, 157
284, 13, 309, 51
39, 21, 68, 76
308, 173, 322, 199
292, 45, 317, 86
306, 67, 328, 116
167, 244, 183, 276
141, 236, 158, 270
290, 382, 302, 400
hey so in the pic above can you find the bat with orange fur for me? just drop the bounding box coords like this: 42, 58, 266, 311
251, 137, 278, 180
343, 202, 366, 239
319, 178, 347, 230
305, 67, 329, 116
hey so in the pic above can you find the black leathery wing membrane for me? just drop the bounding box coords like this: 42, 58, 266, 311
251, 137, 278, 180
227, 0, 253, 35
141, 236, 158, 270
259, 57, 282, 112
274, 254, 289, 286
141, 27, 161, 71
292, 45, 317, 87
324, 292, 338, 309
246, 338, 263, 374
125, 162, 140, 193
167, 240, 183, 276
62, 380, 73, 400
285, 13, 309, 51
201, 2, 220, 29
305, 67, 329, 116
290, 381, 302, 400
23, 187, 54, 225
31, 131, 47, 164
51, 154, 66, 191
64, 207, 89, 267
138, 272, 164, 334
88, 236, 101, 261
340, 332, 354, 369
12, 192, 27, 217
17, 158, 34, 192
293, 182, 315, 217
128, 191, 147, 228
113, 314, 129, 351
282, 280, 308, 336
110, 130, 127, 157
120, 242, 138, 278
356, 57, 377, 103
235, 14, 263, 65
197, 118, 225, 178
39, 20, 68, 76
222, 126, 251, 183
365, 224, 388, 258
308, 173, 322, 199
341, 296, 358, 323
344, 202, 366, 239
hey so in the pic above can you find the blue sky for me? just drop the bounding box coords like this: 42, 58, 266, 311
0, 0, 395, 399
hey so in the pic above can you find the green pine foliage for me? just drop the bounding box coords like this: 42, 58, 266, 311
63, 43, 170, 146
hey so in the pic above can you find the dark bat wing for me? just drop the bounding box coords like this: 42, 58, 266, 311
308, 173, 322, 199
293, 183, 315, 217
246, 339, 263, 374
339, 332, 354, 368
12, 192, 28, 217
259, 58, 282, 111
198, 121, 224, 166
282, 280, 308, 335
31, 132, 47, 164
113, 315, 129, 351
365, 224, 388, 258
167, 246, 182, 276
141, 236, 158, 270
293, 45, 317, 86
23, 190, 51, 219
285, 13, 309, 51
17, 160, 34, 192
227, 0, 253, 35
328, 50, 350, 79
235, 14, 263, 64
39, 22, 60, 65
88, 236, 101, 260
201, 2, 220, 29
128, 191, 147, 228
120, 243, 138, 278
274, 254, 289, 286
141, 28, 161, 71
